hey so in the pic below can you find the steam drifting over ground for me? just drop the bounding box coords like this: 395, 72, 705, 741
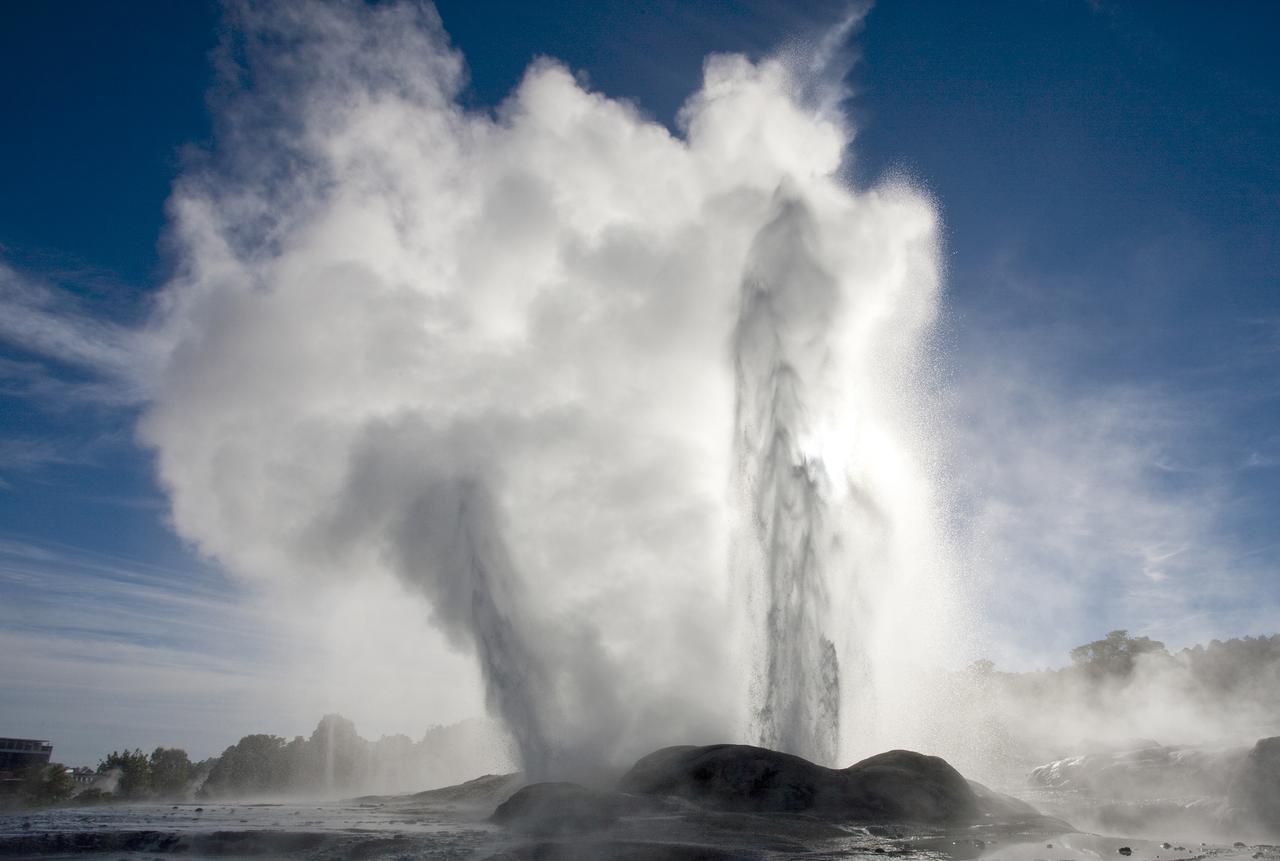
135, 0, 960, 778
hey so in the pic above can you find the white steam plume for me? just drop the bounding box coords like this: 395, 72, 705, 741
141, 0, 955, 777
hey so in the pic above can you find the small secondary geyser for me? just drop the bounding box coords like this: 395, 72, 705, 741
143, 0, 956, 778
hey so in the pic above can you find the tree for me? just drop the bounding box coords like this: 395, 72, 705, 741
305, 714, 368, 791
71, 788, 113, 806
19, 763, 74, 806
199, 734, 292, 798
98, 749, 151, 799
189, 756, 220, 789
149, 748, 192, 798
1070, 630, 1169, 678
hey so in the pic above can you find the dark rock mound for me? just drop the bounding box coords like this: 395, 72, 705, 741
492, 782, 649, 835
617, 744, 978, 825
967, 779, 1040, 818
411, 772, 524, 807
618, 745, 831, 814
845, 749, 980, 824
1226, 736, 1280, 838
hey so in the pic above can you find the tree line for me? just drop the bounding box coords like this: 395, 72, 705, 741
12, 714, 503, 807
971, 630, 1280, 702
13, 746, 209, 808
13, 633, 1280, 807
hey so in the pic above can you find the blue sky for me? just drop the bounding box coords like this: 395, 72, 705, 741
1, 1, 1277, 765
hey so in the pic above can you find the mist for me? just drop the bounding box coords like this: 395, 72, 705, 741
132, 0, 962, 781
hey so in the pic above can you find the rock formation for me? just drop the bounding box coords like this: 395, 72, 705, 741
493, 743, 1061, 842
1226, 737, 1280, 838
618, 744, 980, 824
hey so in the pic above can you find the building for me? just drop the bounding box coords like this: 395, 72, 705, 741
0, 737, 54, 795
0, 738, 52, 772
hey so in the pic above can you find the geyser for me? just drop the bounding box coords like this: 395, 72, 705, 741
733, 192, 845, 764
141, 0, 956, 777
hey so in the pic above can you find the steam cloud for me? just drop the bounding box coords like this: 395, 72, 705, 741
139, 0, 956, 777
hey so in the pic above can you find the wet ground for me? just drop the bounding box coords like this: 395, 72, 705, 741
1, 797, 1276, 861
0, 800, 495, 860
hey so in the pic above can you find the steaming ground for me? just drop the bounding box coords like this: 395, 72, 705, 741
128, 0, 963, 779
4, 787, 1277, 860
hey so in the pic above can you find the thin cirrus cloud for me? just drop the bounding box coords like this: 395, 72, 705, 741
944, 248, 1280, 669
0, 533, 488, 767
0, 264, 155, 400
0, 534, 284, 763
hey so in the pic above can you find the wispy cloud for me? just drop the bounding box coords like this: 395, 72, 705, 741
0, 532, 488, 765
0, 437, 77, 472
0, 263, 161, 405
0, 265, 167, 487
946, 251, 1280, 668
0, 534, 280, 761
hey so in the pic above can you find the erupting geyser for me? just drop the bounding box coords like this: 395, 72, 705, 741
141, 0, 957, 778
733, 193, 844, 765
